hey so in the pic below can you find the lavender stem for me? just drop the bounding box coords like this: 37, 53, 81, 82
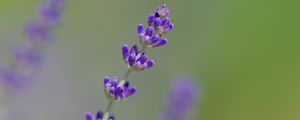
103, 100, 114, 120
104, 46, 145, 120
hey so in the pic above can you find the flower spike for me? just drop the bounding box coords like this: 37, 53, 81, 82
103, 76, 137, 102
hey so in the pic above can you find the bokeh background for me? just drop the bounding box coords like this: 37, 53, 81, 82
0, 0, 300, 120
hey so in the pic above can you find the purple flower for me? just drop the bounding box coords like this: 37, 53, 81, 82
137, 24, 168, 48
14, 47, 42, 74
158, 76, 200, 120
147, 14, 174, 35
0, 69, 33, 91
39, 0, 66, 25
25, 22, 51, 43
137, 4, 173, 48
86, 111, 115, 120
122, 44, 155, 71
156, 4, 171, 17
103, 76, 137, 101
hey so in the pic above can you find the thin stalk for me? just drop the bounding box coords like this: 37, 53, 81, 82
103, 100, 114, 120
103, 46, 146, 120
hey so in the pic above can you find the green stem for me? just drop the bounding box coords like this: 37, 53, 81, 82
103, 101, 114, 120
103, 46, 146, 120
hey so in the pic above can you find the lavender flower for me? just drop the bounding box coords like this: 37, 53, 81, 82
138, 4, 173, 48
158, 77, 200, 120
25, 22, 51, 43
103, 76, 137, 101
14, 47, 41, 75
122, 44, 155, 71
147, 14, 174, 35
86, 111, 115, 120
0, 69, 32, 91
137, 25, 168, 48
87, 4, 174, 120
156, 4, 171, 17
0, 0, 66, 91
39, 0, 66, 25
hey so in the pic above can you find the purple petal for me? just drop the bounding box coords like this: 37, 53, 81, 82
125, 87, 137, 97
145, 27, 153, 36
122, 44, 129, 60
137, 24, 144, 35
103, 76, 110, 85
154, 18, 161, 27
123, 80, 130, 88
152, 38, 168, 48
109, 115, 115, 120
146, 60, 155, 68
85, 112, 94, 120
137, 53, 147, 64
161, 18, 170, 27
110, 77, 119, 87
115, 87, 124, 95
150, 34, 160, 43
132, 44, 138, 54
96, 111, 104, 119
130, 44, 138, 55
148, 13, 156, 25
168, 23, 174, 31
128, 53, 136, 66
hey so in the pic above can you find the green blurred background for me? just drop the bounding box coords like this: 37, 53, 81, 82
0, 0, 300, 120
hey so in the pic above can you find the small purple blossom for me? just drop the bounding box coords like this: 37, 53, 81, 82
0, 0, 66, 92
39, 0, 66, 25
14, 47, 42, 74
158, 76, 200, 120
156, 4, 171, 17
147, 14, 174, 35
103, 76, 137, 101
137, 24, 168, 48
122, 44, 155, 71
0, 69, 32, 91
25, 22, 51, 43
86, 111, 115, 120
137, 4, 173, 48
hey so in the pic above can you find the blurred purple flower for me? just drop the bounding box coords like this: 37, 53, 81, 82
0, 0, 66, 92
14, 47, 42, 74
0, 69, 33, 91
39, 0, 66, 25
158, 76, 200, 120
25, 22, 51, 43
122, 44, 155, 71
86, 111, 115, 120
103, 76, 136, 101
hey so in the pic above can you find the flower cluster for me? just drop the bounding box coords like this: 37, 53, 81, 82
157, 76, 200, 120
0, 0, 66, 91
122, 44, 154, 71
87, 4, 173, 120
103, 76, 136, 101
27, 0, 66, 44
138, 4, 174, 48
105, 4, 173, 102
86, 111, 115, 120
